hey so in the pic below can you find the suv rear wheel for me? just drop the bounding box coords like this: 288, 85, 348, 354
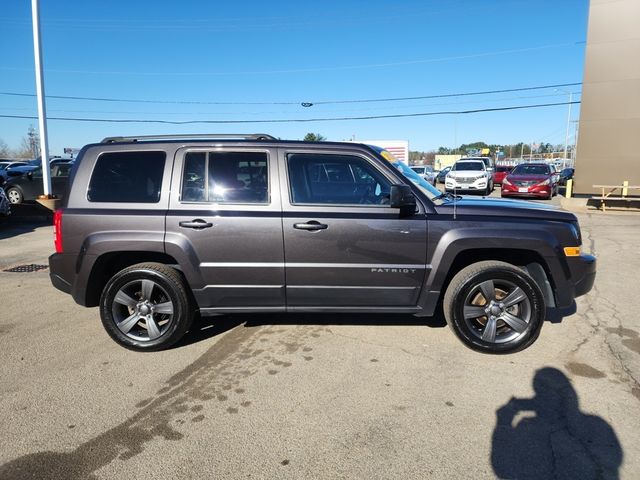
100, 262, 194, 351
443, 261, 545, 353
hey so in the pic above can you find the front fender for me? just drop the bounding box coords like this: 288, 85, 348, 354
416, 226, 568, 316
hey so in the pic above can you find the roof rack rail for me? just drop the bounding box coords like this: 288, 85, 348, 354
100, 133, 277, 144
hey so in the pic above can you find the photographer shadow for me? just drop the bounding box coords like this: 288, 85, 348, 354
491, 367, 622, 479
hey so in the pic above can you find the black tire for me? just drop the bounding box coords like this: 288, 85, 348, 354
443, 260, 545, 354
100, 262, 194, 351
6, 187, 23, 205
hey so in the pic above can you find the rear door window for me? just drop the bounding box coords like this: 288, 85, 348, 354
181, 151, 269, 204
88, 151, 166, 203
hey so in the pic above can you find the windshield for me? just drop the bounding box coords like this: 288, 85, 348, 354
369, 146, 441, 200
511, 164, 550, 175
453, 162, 484, 171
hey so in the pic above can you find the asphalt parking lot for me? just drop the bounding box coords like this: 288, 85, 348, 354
1, 202, 639, 479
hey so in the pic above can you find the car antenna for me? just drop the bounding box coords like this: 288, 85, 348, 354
453, 165, 457, 220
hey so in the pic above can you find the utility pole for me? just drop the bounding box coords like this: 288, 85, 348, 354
555, 88, 573, 170
31, 0, 52, 197
563, 92, 573, 170
530, 142, 534, 161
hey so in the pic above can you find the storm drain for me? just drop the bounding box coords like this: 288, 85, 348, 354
3, 264, 49, 273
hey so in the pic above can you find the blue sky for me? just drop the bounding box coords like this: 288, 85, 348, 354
0, 0, 589, 155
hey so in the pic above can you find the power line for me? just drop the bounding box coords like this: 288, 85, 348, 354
0, 82, 582, 107
311, 83, 582, 105
0, 100, 581, 125
0, 42, 583, 76
0, 90, 581, 116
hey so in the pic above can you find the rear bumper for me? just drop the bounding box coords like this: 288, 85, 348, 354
49, 253, 74, 296
50, 271, 72, 294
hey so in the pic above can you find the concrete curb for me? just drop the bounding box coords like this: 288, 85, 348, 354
560, 196, 589, 213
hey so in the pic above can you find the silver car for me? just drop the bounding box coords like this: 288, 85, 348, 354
410, 165, 436, 185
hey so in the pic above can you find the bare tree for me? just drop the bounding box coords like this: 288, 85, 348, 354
15, 125, 40, 159
0, 138, 11, 158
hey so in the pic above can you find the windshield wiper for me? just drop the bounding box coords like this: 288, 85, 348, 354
434, 191, 462, 201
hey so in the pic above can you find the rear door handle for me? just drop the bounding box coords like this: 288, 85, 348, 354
179, 219, 213, 229
293, 220, 328, 231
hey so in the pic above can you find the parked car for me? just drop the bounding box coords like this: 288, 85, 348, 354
24, 157, 72, 167
0, 161, 29, 185
558, 168, 575, 186
462, 156, 494, 173
501, 163, 559, 200
436, 166, 451, 184
0, 187, 10, 216
493, 165, 513, 185
445, 159, 493, 195
3, 163, 72, 204
4, 164, 38, 179
410, 165, 436, 185
48, 133, 595, 354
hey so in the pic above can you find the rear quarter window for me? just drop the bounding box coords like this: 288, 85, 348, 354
87, 151, 166, 203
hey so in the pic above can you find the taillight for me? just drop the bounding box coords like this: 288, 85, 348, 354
53, 209, 63, 253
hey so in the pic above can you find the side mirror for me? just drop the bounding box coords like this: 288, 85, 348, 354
389, 184, 417, 216
27, 172, 33, 179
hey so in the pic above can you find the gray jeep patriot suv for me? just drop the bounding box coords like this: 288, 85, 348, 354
49, 134, 596, 353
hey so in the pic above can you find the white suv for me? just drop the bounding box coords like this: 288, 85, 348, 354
445, 159, 493, 195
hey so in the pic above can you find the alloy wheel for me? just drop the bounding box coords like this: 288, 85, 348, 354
462, 278, 531, 344
111, 279, 174, 342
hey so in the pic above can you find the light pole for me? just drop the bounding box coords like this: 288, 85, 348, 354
555, 88, 573, 170
31, 0, 52, 197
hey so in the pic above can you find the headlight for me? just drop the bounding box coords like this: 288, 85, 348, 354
503, 178, 511, 185
538, 179, 550, 186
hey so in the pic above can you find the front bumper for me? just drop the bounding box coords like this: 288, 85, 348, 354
501, 183, 551, 198
570, 254, 597, 298
445, 178, 488, 192
551, 253, 596, 308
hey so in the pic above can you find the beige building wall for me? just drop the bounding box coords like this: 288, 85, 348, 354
575, 0, 640, 194
434, 154, 463, 170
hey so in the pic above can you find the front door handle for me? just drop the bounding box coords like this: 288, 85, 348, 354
179, 219, 213, 229
293, 220, 328, 231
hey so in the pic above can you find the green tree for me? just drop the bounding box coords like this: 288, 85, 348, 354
303, 133, 326, 142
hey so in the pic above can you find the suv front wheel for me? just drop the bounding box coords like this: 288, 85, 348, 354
100, 262, 194, 351
443, 261, 545, 353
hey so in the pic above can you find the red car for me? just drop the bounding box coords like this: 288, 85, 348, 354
493, 165, 513, 185
501, 163, 559, 200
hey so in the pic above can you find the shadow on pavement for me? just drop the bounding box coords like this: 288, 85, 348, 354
492, 367, 622, 479
0, 203, 52, 240
174, 314, 247, 348
171, 310, 446, 350
546, 301, 577, 324
241, 310, 448, 329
